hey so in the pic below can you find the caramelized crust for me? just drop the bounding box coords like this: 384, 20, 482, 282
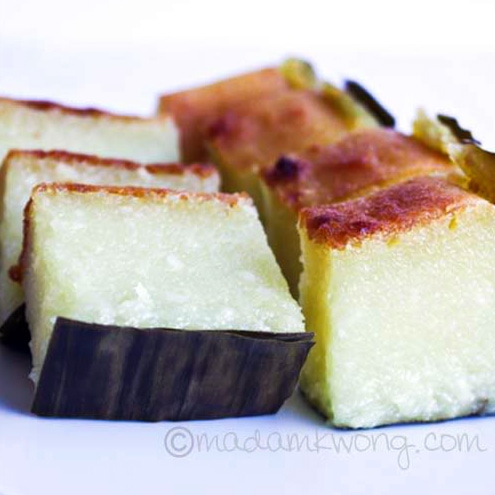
14, 184, 251, 284
209, 89, 348, 173
29, 182, 249, 205
264, 129, 453, 210
0, 97, 157, 122
159, 68, 288, 162
299, 177, 476, 249
4, 149, 217, 178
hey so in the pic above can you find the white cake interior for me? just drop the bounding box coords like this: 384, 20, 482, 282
23, 188, 304, 382
0, 153, 220, 325
0, 99, 178, 164
300, 201, 495, 428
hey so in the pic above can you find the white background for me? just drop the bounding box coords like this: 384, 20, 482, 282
1, 1, 495, 494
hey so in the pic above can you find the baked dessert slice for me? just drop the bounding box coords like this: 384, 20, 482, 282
0, 97, 178, 164
298, 176, 495, 428
207, 88, 353, 209
261, 128, 454, 295
159, 59, 390, 211
19, 184, 310, 421
158, 66, 290, 162
0, 150, 220, 329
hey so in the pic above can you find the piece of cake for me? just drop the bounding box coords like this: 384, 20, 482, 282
298, 176, 495, 428
159, 60, 389, 212
0, 97, 179, 164
207, 89, 353, 209
18, 184, 310, 421
0, 150, 220, 330
158, 66, 290, 162
261, 128, 454, 295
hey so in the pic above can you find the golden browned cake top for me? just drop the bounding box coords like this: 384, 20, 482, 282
0, 97, 159, 122
159, 68, 288, 162
28, 182, 249, 205
12, 183, 251, 284
208, 89, 349, 174
4, 149, 217, 178
299, 176, 477, 250
263, 128, 453, 211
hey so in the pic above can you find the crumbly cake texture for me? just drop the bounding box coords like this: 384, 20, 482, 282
21, 184, 304, 383
0, 150, 220, 326
0, 97, 179, 164
261, 128, 454, 296
298, 176, 495, 428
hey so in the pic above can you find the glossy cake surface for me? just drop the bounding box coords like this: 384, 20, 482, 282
298, 177, 495, 428
0, 150, 219, 326
21, 184, 304, 382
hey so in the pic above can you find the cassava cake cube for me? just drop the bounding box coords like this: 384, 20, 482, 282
159, 60, 383, 212
261, 128, 454, 295
0, 150, 220, 327
158, 66, 290, 162
20, 185, 305, 385
298, 176, 495, 428
0, 97, 178, 164
207, 88, 355, 209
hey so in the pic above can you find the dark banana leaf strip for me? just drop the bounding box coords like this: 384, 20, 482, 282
33, 318, 314, 421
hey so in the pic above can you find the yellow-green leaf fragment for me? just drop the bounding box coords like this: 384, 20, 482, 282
280, 58, 317, 90
413, 110, 495, 203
